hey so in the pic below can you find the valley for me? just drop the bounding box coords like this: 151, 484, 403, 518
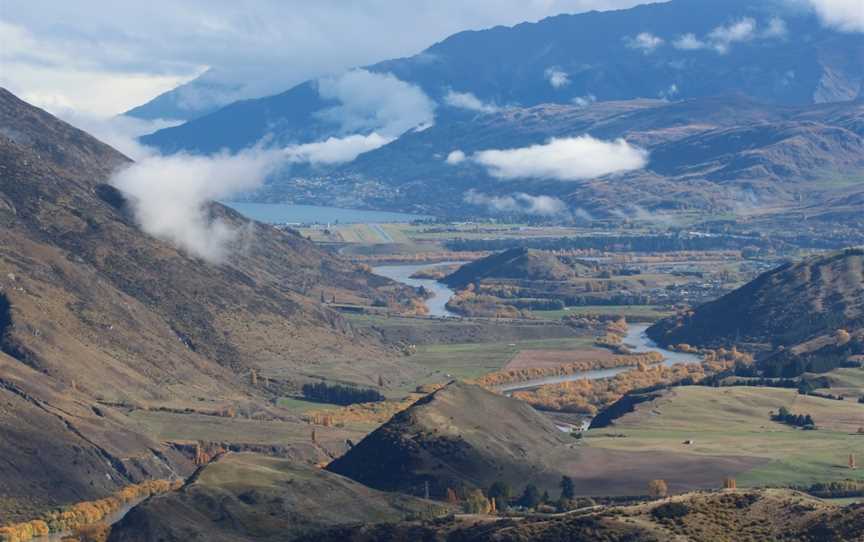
2, 0, 864, 540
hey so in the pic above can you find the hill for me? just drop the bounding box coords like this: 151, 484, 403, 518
0, 88, 416, 521
443, 248, 582, 288
326, 381, 574, 496
107, 453, 442, 542
647, 248, 864, 375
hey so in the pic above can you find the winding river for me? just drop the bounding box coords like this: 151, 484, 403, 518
371, 262, 464, 318
499, 324, 701, 392
371, 263, 701, 392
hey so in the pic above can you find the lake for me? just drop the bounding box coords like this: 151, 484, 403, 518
223, 202, 431, 224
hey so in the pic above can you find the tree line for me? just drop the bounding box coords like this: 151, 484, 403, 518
301, 382, 384, 406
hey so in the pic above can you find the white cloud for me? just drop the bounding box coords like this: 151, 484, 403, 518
316, 69, 436, 136
0, 0, 651, 116
445, 150, 467, 164
544, 68, 570, 89
283, 133, 392, 164
803, 0, 864, 32
659, 83, 679, 100
443, 90, 500, 113
572, 94, 597, 108
708, 17, 757, 53
763, 17, 788, 38
625, 32, 664, 52
57, 112, 181, 160
673, 17, 788, 54
110, 149, 282, 263
673, 33, 707, 50
464, 190, 567, 216
471, 136, 647, 181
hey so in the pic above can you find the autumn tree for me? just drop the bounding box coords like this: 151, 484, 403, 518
487, 481, 513, 510
648, 479, 668, 498
463, 489, 492, 514
723, 477, 737, 490
850, 453, 857, 470
446, 488, 459, 505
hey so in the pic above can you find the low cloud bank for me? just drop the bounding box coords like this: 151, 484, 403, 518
316, 69, 436, 136
111, 149, 281, 263
471, 136, 647, 181
464, 190, 567, 216
625, 32, 664, 52
102, 69, 426, 263
544, 68, 570, 89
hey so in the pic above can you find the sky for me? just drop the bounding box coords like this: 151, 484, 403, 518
0, 0, 654, 117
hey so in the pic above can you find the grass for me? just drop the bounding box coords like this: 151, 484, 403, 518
276, 396, 340, 413
407, 337, 597, 382
531, 305, 675, 321
585, 386, 864, 489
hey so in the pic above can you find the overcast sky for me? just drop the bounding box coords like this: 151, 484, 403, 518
0, 0, 654, 116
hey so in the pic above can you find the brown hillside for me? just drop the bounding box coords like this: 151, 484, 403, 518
0, 88, 414, 521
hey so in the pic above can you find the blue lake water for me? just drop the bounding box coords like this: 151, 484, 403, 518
224, 202, 431, 224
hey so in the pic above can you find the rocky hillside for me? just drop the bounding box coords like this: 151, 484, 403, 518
0, 88, 414, 521
443, 248, 583, 289
108, 453, 442, 542
326, 381, 574, 497
648, 248, 864, 375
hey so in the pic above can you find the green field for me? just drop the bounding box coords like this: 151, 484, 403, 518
587, 386, 864, 489
408, 337, 596, 382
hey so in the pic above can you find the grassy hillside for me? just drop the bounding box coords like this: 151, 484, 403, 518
586, 385, 864, 489
326, 381, 574, 496
108, 453, 444, 542
443, 248, 583, 288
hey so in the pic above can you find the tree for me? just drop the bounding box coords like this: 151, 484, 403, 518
446, 488, 459, 505
559, 475, 576, 500
463, 489, 492, 514
850, 453, 857, 470
518, 484, 542, 509
487, 481, 512, 510
648, 479, 668, 498
723, 477, 737, 490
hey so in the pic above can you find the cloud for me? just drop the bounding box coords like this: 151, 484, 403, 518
625, 32, 664, 52
55, 111, 181, 160
110, 149, 282, 263
283, 133, 391, 164
464, 190, 568, 216
0, 0, 651, 116
544, 68, 570, 89
659, 83, 679, 100
445, 150, 467, 164
674, 17, 786, 54
443, 90, 499, 113
572, 94, 597, 108
672, 33, 706, 50
803, 0, 864, 32
707, 17, 757, 53
471, 136, 647, 181
316, 69, 436, 136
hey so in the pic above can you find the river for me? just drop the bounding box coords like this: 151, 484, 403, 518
371, 262, 464, 318
499, 324, 701, 392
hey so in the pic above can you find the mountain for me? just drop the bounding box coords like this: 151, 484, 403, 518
647, 248, 864, 375
0, 88, 414, 521
140, 0, 864, 155
108, 453, 441, 542
124, 69, 246, 122
443, 247, 583, 289
292, 95, 864, 217
326, 381, 574, 496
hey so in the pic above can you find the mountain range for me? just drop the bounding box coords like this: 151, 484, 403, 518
126, 0, 864, 219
